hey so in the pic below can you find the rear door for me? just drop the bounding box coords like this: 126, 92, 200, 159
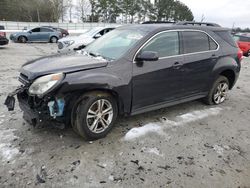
180, 30, 219, 96
40, 28, 53, 42
132, 31, 184, 111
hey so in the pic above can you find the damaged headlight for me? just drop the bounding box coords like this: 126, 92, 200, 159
29, 73, 64, 96
63, 40, 75, 47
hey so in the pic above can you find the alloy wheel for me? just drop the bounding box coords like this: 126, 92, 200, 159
213, 82, 229, 104
86, 99, 114, 134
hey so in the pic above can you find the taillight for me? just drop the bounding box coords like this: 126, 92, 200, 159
237, 49, 243, 62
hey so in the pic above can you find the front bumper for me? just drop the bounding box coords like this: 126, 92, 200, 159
5, 86, 67, 127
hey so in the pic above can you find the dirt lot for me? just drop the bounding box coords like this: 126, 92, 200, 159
0, 43, 250, 188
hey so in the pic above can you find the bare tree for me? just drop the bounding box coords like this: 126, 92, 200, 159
49, 0, 68, 22
76, 0, 90, 22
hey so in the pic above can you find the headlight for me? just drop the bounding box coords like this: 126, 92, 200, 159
63, 40, 74, 47
29, 73, 64, 96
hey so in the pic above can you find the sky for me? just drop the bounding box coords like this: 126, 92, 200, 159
180, 0, 250, 28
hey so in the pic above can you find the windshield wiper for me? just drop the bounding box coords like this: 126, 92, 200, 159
89, 52, 100, 57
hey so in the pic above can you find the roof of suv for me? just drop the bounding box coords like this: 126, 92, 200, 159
119, 24, 229, 33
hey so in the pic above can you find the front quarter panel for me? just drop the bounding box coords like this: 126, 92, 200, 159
57, 59, 133, 114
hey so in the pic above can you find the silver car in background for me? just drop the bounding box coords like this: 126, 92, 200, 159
57, 27, 116, 53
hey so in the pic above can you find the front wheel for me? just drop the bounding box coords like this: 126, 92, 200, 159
204, 76, 229, 105
50, 36, 58, 43
18, 36, 27, 43
72, 92, 118, 140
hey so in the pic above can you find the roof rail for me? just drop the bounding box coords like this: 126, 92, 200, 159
141, 21, 175, 24
176, 21, 221, 27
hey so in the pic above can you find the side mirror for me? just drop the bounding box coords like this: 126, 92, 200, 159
94, 33, 102, 39
135, 51, 159, 62
28, 31, 32, 34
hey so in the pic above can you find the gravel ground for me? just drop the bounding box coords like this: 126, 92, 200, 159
0, 42, 250, 188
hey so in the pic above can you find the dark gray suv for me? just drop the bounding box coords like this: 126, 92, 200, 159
5, 24, 242, 140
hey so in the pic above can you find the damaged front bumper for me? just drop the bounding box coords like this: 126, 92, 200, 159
4, 87, 67, 127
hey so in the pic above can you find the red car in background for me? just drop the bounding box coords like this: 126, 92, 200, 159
234, 34, 250, 56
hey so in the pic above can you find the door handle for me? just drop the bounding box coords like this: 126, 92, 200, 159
172, 62, 183, 69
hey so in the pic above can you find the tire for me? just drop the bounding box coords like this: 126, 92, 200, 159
203, 76, 230, 105
72, 92, 118, 140
18, 36, 27, 43
247, 50, 250, 57
50, 36, 58, 43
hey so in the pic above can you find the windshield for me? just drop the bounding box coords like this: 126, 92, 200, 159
84, 29, 147, 60
80, 28, 102, 37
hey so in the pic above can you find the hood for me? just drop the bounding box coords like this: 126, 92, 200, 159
21, 53, 108, 80
59, 34, 92, 42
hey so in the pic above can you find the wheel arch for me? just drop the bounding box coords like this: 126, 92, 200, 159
18, 35, 28, 42
66, 88, 125, 116
219, 69, 236, 89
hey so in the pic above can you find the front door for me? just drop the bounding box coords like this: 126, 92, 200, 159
132, 31, 184, 111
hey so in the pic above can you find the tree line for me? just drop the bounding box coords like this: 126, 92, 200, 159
0, 0, 194, 23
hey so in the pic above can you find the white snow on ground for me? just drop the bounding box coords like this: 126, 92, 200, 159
124, 107, 222, 141
0, 113, 5, 125
142, 147, 163, 157
123, 123, 162, 141
213, 145, 225, 155
0, 129, 19, 161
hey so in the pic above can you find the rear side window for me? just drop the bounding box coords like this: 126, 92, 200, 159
0, 26, 4, 30
214, 31, 238, 47
182, 31, 209, 54
141, 31, 179, 58
41, 28, 53, 32
182, 31, 214, 53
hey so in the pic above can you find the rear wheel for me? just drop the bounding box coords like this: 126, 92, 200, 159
18, 36, 27, 43
72, 92, 118, 140
50, 36, 58, 43
204, 76, 229, 105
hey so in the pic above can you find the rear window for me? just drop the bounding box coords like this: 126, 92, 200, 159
214, 31, 238, 47
239, 36, 250, 42
0, 26, 4, 30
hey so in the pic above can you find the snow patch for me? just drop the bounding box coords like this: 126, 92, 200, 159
175, 107, 222, 125
213, 145, 224, 155
124, 107, 222, 141
142, 147, 163, 157
0, 129, 19, 161
123, 123, 162, 141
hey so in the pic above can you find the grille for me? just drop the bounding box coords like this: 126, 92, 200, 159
58, 42, 64, 49
19, 73, 30, 86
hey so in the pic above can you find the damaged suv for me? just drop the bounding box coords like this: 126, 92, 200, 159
5, 24, 242, 140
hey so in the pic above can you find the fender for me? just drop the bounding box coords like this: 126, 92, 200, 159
57, 63, 133, 115
210, 56, 240, 89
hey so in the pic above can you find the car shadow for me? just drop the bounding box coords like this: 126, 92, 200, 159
25, 100, 209, 142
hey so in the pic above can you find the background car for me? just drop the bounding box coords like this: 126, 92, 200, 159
57, 26, 116, 53
0, 25, 9, 46
234, 34, 250, 56
9, 27, 62, 43
42, 26, 69, 37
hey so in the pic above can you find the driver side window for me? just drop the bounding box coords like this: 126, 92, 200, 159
31, 28, 40, 32
141, 31, 179, 58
